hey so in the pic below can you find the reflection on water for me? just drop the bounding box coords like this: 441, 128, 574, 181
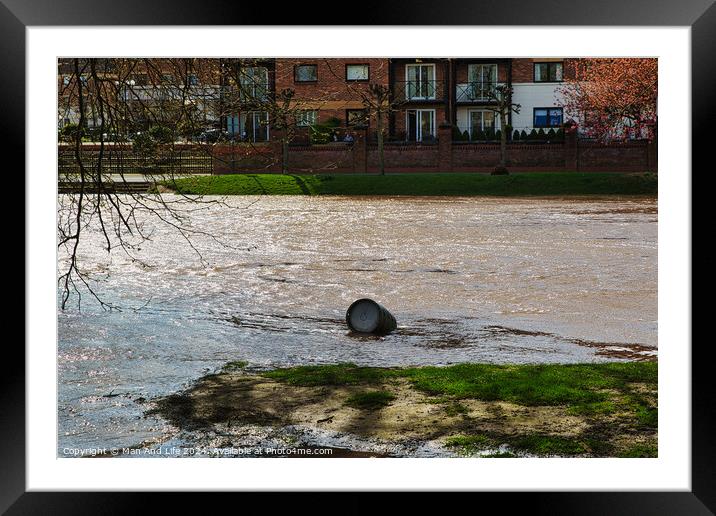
58, 195, 657, 453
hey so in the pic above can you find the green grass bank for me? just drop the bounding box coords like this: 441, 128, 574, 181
166, 172, 657, 197
153, 361, 657, 457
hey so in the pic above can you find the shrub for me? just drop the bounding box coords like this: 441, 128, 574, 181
310, 117, 342, 144
177, 120, 203, 140
452, 126, 463, 141
555, 128, 565, 141
148, 125, 175, 144
528, 129, 538, 141
132, 131, 158, 156
484, 128, 495, 141
495, 129, 502, 141
462, 130, 470, 141
471, 129, 485, 142
537, 128, 547, 140
513, 130, 521, 141
547, 128, 556, 140
521, 130, 528, 140
59, 123, 84, 142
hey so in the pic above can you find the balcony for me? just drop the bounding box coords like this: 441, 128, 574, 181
455, 82, 502, 103
393, 80, 446, 103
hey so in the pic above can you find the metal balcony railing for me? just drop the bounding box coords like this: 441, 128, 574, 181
393, 80, 446, 102
455, 81, 502, 103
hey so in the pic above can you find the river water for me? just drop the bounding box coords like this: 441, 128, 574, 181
57, 195, 657, 455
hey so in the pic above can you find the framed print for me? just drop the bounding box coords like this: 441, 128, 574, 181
8, 0, 711, 512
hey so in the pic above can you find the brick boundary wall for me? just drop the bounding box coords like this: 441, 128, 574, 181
211, 126, 656, 174
62, 127, 657, 175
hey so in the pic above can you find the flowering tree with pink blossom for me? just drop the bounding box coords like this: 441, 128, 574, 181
558, 58, 657, 141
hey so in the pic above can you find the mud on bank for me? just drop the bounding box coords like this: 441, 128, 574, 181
148, 362, 657, 458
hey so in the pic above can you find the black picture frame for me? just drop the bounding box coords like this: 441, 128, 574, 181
7, 0, 709, 512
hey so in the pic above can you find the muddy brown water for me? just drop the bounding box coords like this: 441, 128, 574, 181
58, 195, 657, 455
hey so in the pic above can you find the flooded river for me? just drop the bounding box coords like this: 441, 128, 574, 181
58, 195, 657, 455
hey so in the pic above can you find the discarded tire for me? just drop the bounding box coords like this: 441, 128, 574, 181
346, 298, 397, 335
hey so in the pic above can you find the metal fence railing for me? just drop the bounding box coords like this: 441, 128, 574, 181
392, 80, 447, 102
58, 148, 213, 176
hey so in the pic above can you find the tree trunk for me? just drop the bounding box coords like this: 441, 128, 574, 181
499, 110, 508, 168
377, 112, 385, 176
282, 139, 289, 174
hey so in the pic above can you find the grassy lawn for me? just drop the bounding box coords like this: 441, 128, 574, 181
165, 172, 657, 197
262, 362, 657, 415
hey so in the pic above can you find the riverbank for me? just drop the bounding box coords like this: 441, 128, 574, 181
163, 172, 657, 197
149, 361, 657, 458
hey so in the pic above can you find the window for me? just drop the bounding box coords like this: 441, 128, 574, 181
466, 64, 498, 100
294, 64, 318, 82
296, 110, 318, 127
534, 108, 563, 127
346, 109, 368, 126
406, 109, 435, 142
346, 64, 369, 81
405, 64, 436, 100
469, 110, 497, 136
239, 67, 269, 100
468, 64, 497, 84
534, 62, 563, 82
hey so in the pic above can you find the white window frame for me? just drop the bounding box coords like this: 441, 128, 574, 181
467, 64, 498, 84
467, 64, 498, 100
406, 108, 436, 142
405, 63, 436, 100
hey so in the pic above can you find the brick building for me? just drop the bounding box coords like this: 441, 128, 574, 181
57, 57, 636, 142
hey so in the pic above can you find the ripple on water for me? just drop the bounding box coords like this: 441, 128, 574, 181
58, 195, 657, 453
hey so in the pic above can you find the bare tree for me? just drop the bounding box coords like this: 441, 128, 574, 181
360, 84, 404, 176
321, 60, 400, 175
58, 58, 382, 310
483, 84, 521, 173
57, 58, 243, 310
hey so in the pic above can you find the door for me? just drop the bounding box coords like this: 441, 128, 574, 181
240, 111, 269, 142
407, 109, 435, 141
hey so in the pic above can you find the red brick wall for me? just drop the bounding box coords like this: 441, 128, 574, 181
71, 138, 654, 175
367, 144, 440, 172
576, 141, 649, 171
452, 143, 565, 171
511, 58, 535, 82
512, 58, 579, 82
274, 58, 389, 128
